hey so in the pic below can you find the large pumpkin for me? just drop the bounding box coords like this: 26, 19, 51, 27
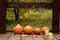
24, 25, 33, 34
34, 28, 41, 35
13, 24, 23, 34
41, 26, 49, 33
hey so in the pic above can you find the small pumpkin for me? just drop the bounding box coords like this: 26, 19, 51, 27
41, 26, 49, 33
34, 28, 41, 35
24, 25, 33, 34
13, 24, 23, 34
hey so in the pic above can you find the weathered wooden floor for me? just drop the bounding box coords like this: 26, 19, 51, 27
0, 32, 60, 40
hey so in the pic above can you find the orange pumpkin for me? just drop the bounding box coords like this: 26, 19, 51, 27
34, 28, 41, 35
13, 24, 23, 34
24, 25, 33, 34
41, 26, 49, 33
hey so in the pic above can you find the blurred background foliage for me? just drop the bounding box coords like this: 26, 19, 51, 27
6, 0, 53, 30
7, 0, 53, 2
6, 8, 52, 30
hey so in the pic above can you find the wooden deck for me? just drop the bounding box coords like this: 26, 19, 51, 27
0, 32, 60, 40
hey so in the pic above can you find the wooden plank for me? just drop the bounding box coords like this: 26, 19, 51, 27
21, 34, 33, 40
0, 0, 6, 33
0, 32, 11, 40
54, 34, 60, 40
7, 2, 52, 8
33, 35, 44, 40
32, 34, 58, 40
9, 33, 21, 40
0, 33, 59, 40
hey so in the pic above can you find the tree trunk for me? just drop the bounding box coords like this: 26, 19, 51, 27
12, 0, 19, 21
14, 8, 19, 21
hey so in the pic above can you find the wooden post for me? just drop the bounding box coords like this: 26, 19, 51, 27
0, 0, 6, 33
59, 3, 60, 32
52, 0, 60, 33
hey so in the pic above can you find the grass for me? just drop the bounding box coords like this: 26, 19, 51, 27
6, 8, 52, 30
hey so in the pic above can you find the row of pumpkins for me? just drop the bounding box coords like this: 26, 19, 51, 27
13, 24, 49, 35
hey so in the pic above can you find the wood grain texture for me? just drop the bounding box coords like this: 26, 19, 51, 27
7, 2, 52, 8
0, 32, 60, 40
32, 35, 44, 40
9, 33, 21, 40
0, 0, 6, 33
54, 34, 60, 40
0, 32, 11, 40
52, 0, 59, 33
21, 34, 33, 40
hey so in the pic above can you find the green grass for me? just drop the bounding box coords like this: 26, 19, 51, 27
6, 8, 52, 30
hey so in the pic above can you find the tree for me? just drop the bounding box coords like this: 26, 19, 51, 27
12, 0, 19, 21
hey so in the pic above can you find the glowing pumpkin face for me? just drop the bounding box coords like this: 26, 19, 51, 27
24, 26, 33, 34
34, 28, 41, 35
41, 27, 49, 33
13, 24, 23, 34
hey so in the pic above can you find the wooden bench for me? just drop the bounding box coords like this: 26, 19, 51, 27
0, 32, 60, 40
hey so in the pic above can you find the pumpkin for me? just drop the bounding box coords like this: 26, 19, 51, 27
24, 25, 33, 34
13, 24, 23, 34
34, 28, 41, 35
41, 26, 49, 33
